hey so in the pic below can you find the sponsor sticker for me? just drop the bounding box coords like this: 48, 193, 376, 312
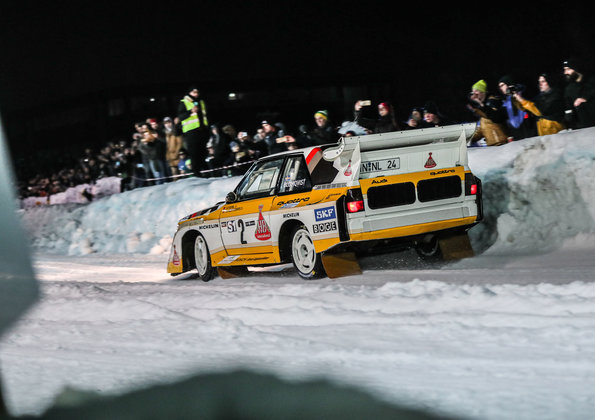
315, 206, 336, 221
313, 221, 337, 234
219, 255, 240, 264
424, 152, 437, 168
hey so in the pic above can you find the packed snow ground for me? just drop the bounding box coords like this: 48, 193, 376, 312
2, 128, 595, 419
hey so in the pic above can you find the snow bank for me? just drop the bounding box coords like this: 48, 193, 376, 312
17, 129, 595, 257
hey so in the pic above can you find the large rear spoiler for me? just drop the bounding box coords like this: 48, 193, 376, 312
321, 123, 478, 182
324, 123, 477, 158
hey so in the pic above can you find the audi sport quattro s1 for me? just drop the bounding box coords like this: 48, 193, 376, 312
167, 123, 483, 280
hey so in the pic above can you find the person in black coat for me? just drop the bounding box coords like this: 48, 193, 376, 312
563, 57, 595, 129
354, 100, 401, 134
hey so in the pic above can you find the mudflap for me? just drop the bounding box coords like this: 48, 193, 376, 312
217, 266, 248, 279
321, 252, 362, 279
438, 233, 474, 260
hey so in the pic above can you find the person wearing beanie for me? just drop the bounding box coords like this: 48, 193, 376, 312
467, 79, 510, 146
513, 73, 567, 136
293, 110, 338, 147
563, 57, 595, 129
497, 75, 533, 140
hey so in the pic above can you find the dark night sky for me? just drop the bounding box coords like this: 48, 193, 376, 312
1, 2, 593, 117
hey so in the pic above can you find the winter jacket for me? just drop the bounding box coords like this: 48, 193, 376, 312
564, 75, 595, 128
354, 109, 400, 133
515, 88, 566, 136
469, 94, 510, 146
165, 130, 183, 167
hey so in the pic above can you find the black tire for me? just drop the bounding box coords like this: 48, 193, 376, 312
290, 225, 326, 279
194, 234, 216, 281
415, 235, 443, 261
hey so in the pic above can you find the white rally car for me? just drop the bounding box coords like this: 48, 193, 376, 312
167, 123, 483, 280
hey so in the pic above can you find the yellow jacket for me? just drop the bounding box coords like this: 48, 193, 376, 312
515, 97, 566, 136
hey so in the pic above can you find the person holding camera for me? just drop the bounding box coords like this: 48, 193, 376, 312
466, 79, 510, 146
512, 73, 566, 136
498, 75, 533, 140
354, 100, 401, 134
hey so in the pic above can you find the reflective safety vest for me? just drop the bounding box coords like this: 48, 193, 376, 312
181, 97, 208, 133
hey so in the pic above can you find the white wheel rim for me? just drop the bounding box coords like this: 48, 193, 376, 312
292, 229, 316, 273
194, 236, 209, 275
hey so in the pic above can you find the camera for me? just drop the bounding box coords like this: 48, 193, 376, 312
506, 84, 523, 95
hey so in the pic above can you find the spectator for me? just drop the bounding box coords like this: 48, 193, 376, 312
498, 75, 533, 140
513, 73, 567, 136
299, 110, 339, 146
253, 127, 266, 143
406, 107, 429, 129
177, 86, 209, 176
467, 79, 510, 146
354, 100, 401, 134
163, 116, 183, 176
204, 124, 232, 177
177, 149, 192, 175
138, 128, 167, 185
237, 131, 266, 160
262, 120, 289, 155
562, 57, 595, 129
422, 101, 452, 127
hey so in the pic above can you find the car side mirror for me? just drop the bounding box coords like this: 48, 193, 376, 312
225, 191, 238, 203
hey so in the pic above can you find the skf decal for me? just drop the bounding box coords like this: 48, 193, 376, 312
424, 152, 437, 168
255, 205, 272, 240
313, 221, 337, 234
315, 206, 336, 221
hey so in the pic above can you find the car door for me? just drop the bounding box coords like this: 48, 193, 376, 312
219, 157, 285, 255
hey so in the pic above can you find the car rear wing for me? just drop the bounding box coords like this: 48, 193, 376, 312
321, 123, 478, 183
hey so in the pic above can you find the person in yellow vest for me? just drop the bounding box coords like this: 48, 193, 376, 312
177, 86, 209, 176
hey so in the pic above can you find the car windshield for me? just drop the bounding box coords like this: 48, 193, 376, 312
235, 158, 284, 200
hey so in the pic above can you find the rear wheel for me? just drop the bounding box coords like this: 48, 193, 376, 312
194, 234, 216, 281
415, 235, 443, 261
290, 225, 325, 279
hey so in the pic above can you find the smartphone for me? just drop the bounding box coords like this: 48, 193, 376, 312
360, 100, 371, 106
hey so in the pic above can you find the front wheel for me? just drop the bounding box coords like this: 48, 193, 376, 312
290, 225, 326, 279
194, 234, 216, 281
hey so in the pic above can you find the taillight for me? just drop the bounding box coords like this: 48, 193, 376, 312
465, 173, 477, 195
346, 188, 364, 213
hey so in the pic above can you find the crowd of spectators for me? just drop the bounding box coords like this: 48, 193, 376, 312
16, 56, 595, 202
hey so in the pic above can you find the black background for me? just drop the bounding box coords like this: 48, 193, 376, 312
1, 2, 593, 158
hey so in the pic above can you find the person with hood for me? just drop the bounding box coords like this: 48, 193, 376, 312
513, 73, 566, 136
354, 100, 401, 134
204, 124, 232, 177
422, 101, 452, 127
467, 79, 510, 146
562, 57, 595, 129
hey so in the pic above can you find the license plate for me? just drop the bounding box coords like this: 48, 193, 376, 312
360, 158, 400, 174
